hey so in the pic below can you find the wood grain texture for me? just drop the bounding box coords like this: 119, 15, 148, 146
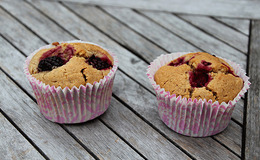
0, 8, 46, 54
113, 71, 240, 159
0, 1, 74, 43
0, 112, 44, 159
36, 0, 260, 19
232, 100, 244, 124
178, 14, 248, 53
0, 33, 144, 160
137, 10, 247, 70
245, 20, 260, 160
63, 3, 168, 63
64, 119, 143, 160
100, 97, 190, 160
214, 121, 242, 156
215, 17, 250, 36
101, 7, 199, 53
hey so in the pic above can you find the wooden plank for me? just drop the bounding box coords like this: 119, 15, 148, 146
245, 20, 260, 160
100, 97, 190, 160
0, 37, 95, 160
113, 69, 242, 158
232, 100, 244, 124
37, 0, 260, 19
64, 119, 144, 160
0, 8, 46, 54
0, 2, 74, 43
214, 121, 242, 156
215, 17, 250, 36
109, 9, 246, 70
178, 15, 248, 53
0, 36, 143, 159
1, 0, 154, 92
62, 2, 195, 62
97, 6, 200, 54
0, 112, 44, 159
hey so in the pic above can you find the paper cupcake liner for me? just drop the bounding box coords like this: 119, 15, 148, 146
24, 40, 118, 124
147, 52, 250, 137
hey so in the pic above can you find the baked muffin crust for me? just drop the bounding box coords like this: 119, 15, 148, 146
154, 52, 243, 103
29, 42, 114, 88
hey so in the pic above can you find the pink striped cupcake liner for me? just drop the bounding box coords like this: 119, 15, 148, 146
147, 52, 250, 137
24, 40, 118, 124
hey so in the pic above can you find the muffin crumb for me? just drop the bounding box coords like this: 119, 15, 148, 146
52, 42, 59, 46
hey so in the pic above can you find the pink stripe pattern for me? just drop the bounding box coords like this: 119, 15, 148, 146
147, 52, 250, 137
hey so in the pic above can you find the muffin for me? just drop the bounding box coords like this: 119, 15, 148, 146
147, 52, 250, 137
154, 52, 243, 103
24, 40, 118, 123
29, 42, 114, 88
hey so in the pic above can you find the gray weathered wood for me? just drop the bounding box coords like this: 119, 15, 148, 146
215, 17, 250, 36
136, 10, 247, 70
100, 97, 190, 160
64, 118, 144, 160
63, 3, 168, 63
245, 20, 260, 160
178, 14, 248, 53
0, 35, 144, 160
0, 112, 44, 159
100, 6, 199, 53
0, 8, 46, 54
35, 0, 260, 19
214, 121, 242, 156
232, 100, 244, 124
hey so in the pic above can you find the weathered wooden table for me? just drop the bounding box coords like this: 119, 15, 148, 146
0, 0, 259, 159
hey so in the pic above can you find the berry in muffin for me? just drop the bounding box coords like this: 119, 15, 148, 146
154, 52, 243, 103
28, 42, 114, 88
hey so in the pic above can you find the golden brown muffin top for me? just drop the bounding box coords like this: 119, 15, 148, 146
29, 42, 114, 88
154, 52, 243, 103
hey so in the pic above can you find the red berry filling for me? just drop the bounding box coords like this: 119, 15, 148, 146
189, 60, 212, 88
221, 62, 238, 77
38, 56, 64, 71
86, 55, 112, 70
40, 46, 62, 61
168, 56, 195, 66
38, 45, 75, 72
